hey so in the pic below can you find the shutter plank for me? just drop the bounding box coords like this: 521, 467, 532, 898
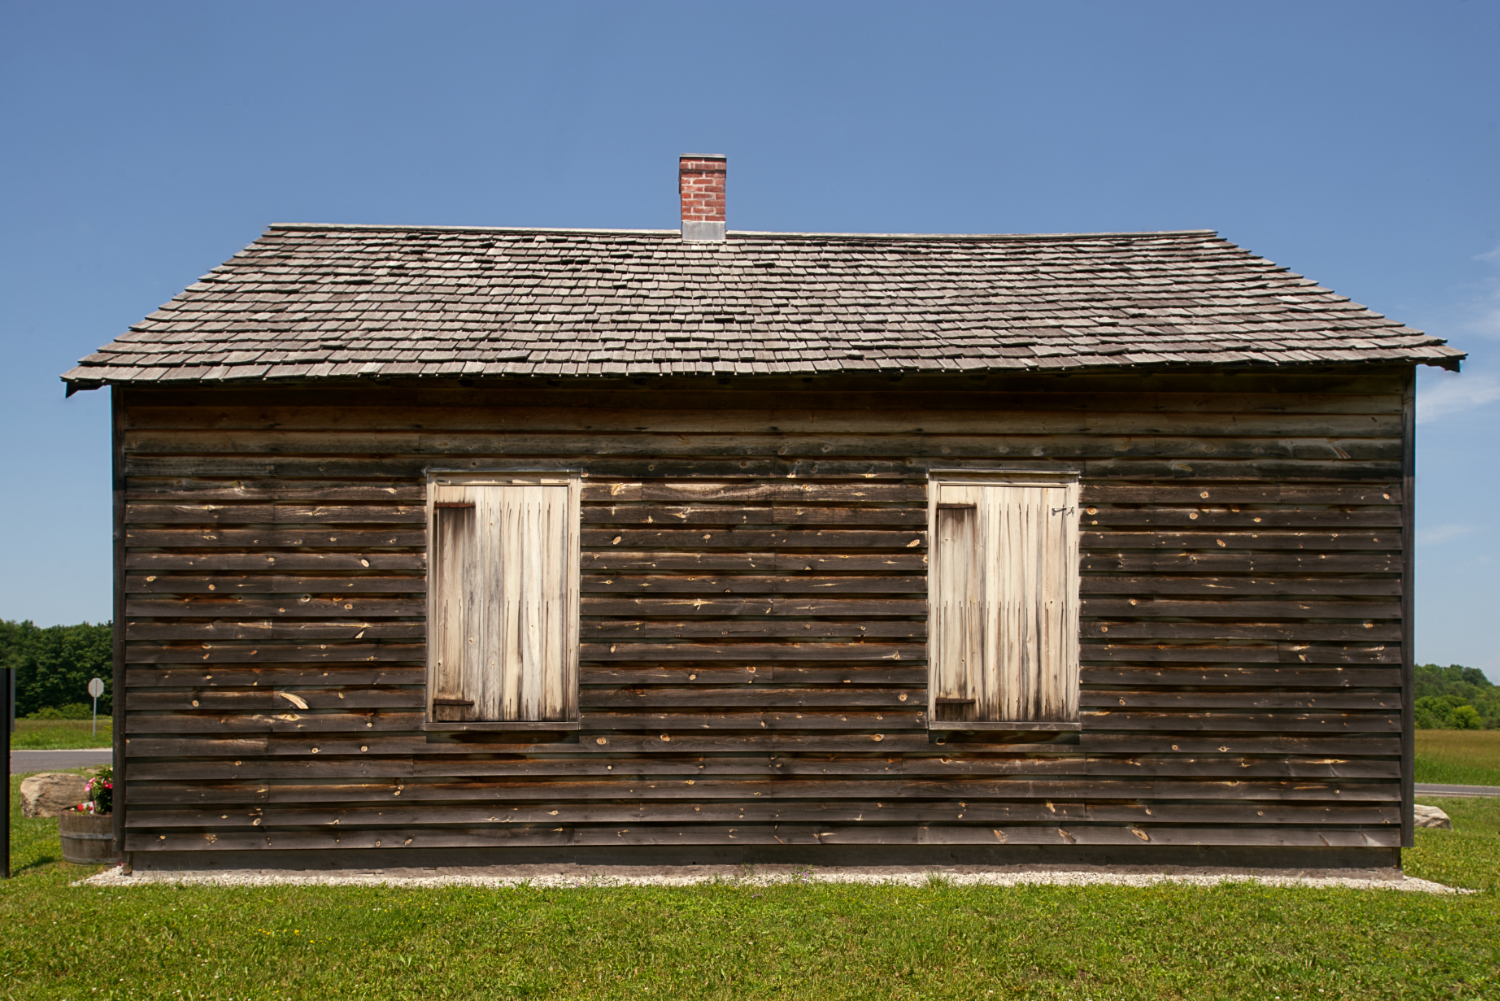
496, 488, 522, 720
1037, 485, 1066, 721
932, 497, 980, 722
430, 504, 474, 721
467, 486, 494, 721
535, 485, 569, 721
1062, 479, 1081, 722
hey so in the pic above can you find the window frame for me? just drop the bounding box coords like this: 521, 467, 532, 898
926, 467, 1083, 733
422, 468, 583, 732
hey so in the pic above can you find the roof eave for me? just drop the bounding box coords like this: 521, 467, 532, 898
60, 351, 1464, 393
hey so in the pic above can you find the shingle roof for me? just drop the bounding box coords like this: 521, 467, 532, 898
62, 223, 1463, 387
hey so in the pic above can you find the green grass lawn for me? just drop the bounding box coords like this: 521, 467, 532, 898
10, 718, 112, 750
1, 775, 1497, 1000
1415, 729, 1500, 786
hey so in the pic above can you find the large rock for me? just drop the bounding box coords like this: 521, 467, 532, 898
20, 772, 91, 818
1413, 804, 1452, 829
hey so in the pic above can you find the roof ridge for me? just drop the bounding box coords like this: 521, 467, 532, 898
266, 222, 1221, 242
731, 228, 1220, 242
267, 223, 679, 236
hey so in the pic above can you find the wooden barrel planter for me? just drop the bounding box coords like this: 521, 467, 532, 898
59, 812, 121, 865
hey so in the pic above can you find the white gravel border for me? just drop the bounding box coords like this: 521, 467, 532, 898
80, 863, 1470, 894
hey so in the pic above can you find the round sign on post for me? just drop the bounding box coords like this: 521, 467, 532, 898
88, 677, 105, 738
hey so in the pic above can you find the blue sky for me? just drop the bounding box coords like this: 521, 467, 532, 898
2, 1, 1496, 677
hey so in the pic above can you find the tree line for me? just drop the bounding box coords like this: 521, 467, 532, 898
0, 620, 112, 716
1414, 663, 1497, 729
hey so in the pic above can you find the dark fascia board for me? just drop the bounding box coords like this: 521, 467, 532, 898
62, 356, 1457, 393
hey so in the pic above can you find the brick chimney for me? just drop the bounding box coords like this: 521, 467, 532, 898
679, 154, 726, 242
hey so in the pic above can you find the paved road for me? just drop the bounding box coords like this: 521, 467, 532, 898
11, 748, 113, 773
1414, 783, 1500, 798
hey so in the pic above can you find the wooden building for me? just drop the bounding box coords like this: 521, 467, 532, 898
63, 156, 1464, 871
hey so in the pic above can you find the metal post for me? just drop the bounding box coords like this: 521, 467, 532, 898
3, 667, 12, 879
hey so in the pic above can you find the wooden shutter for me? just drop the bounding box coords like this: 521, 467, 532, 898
930, 473, 1080, 724
427, 474, 580, 723
430, 503, 476, 720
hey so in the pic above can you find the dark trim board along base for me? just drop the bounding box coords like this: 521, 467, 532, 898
128, 845, 1400, 872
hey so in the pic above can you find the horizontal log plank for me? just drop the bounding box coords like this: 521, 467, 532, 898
1082, 507, 1402, 529
580, 619, 927, 640
574, 710, 926, 729
121, 429, 1403, 462
125, 667, 424, 687
121, 727, 1398, 758
126, 527, 425, 548
128, 688, 421, 711
580, 686, 921, 709
1080, 598, 1400, 618
122, 665, 929, 688
123, 775, 1397, 806
581, 528, 926, 549
127, 478, 424, 502
126, 503, 426, 526
1080, 623, 1401, 642
124, 499, 1406, 531
1076, 733, 1400, 754
1081, 643, 1399, 665
1081, 710, 1400, 732
124, 732, 940, 756
123, 708, 927, 733
125, 710, 424, 733
581, 505, 928, 526
1081, 690, 1400, 711
580, 666, 929, 685
126, 575, 426, 595
126, 553, 427, 571
579, 641, 923, 662
122, 454, 1404, 482
125, 621, 426, 642
1080, 666, 1399, 688
582, 552, 930, 572
1080, 553, 1399, 573
580, 574, 927, 594
1084, 483, 1400, 505
121, 822, 1403, 852
126, 753, 1399, 783
581, 597, 928, 616
1083, 530, 1397, 552
126, 642, 424, 664
124, 403, 1406, 433
1078, 576, 1401, 597
126, 597, 426, 617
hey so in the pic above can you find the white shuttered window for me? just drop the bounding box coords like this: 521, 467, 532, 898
928, 471, 1081, 728
427, 472, 581, 725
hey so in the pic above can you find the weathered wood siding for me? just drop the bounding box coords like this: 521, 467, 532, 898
117, 370, 1408, 857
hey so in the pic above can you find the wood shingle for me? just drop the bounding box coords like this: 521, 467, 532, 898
62, 225, 1463, 389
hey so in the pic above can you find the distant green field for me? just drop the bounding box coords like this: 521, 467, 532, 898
1415, 729, 1500, 787
10, 719, 112, 751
